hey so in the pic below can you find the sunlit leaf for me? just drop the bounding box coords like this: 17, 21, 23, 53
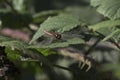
103, 29, 120, 42
36, 48, 57, 56
89, 20, 120, 42
89, 20, 120, 31
30, 14, 85, 44
91, 0, 120, 20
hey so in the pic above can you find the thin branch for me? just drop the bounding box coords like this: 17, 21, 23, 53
109, 40, 120, 49
96, 31, 120, 50
84, 38, 101, 55
53, 64, 73, 72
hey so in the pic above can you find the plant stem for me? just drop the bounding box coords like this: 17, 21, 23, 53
53, 64, 73, 72
84, 38, 101, 55
96, 31, 120, 50
109, 40, 120, 49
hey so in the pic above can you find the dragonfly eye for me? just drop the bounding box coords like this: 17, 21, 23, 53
54, 33, 61, 39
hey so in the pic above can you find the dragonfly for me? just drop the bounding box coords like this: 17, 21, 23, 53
43, 30, 61, 39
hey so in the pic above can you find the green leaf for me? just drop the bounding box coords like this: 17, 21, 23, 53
29, 37, 85, 48
91, 0, 120, 20
0, 35, 27, 53
36, 48, 57, 56
0, 36, 57, 76
89, 20, 120, 42
103, 29, 120, 41
0, 36, 57, 56
0, 36, 48, 63
0, 40, 26, 51
65, 6, 102, 24
5, 47, 21, 60
30, 14, 85, 44
0, 36, 30, 61
89, 20, 120, 31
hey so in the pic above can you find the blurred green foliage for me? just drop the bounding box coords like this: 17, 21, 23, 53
0, 0, 120, 80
